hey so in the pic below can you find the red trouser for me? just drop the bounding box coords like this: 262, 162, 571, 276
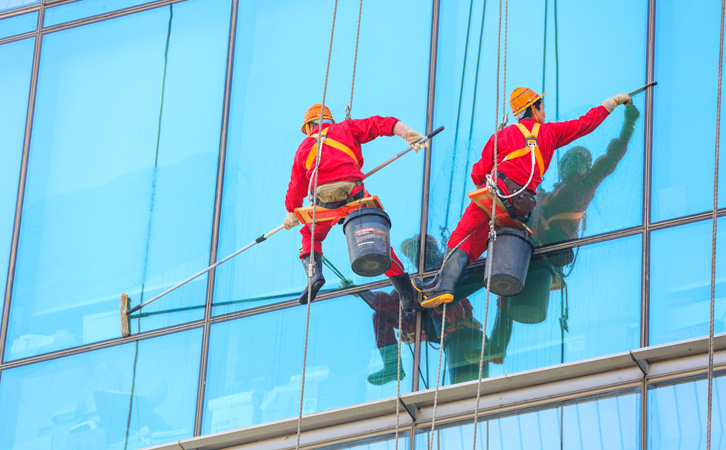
447, 201, 492, 262
370, 291, 418, 348
299, 187, 404, 277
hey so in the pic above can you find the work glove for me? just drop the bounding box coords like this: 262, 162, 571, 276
394, 121, 427, 152
601, 93, 631, 113
283, 211, 300, 230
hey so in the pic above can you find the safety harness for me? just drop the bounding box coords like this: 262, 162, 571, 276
502, 122, 545, 177
305, 129, 359, 170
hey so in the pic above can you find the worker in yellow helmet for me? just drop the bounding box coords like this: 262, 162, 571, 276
415, 87, 630, 308
284, 104, 427, 307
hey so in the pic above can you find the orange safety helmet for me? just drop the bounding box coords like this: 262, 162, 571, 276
509, 87, 546, 117
301, 104, 335, 134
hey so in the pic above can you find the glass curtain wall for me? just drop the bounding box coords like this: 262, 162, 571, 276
5, 0, 232, 361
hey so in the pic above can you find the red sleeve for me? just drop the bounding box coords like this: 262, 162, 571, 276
347, 116, 399, 144
284, 145, 309, 212
471, 134, 496, 187
547, 105, 610, 149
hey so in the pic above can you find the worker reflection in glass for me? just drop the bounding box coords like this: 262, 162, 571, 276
283, 104, 426, 307
359, 235, 513, 385
415, 88, 632, 308
531, 102, 641, 256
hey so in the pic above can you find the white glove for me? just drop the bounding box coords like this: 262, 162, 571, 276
394, 121, 426, 152
283, 211, 300, 230
601, 93, 631, 113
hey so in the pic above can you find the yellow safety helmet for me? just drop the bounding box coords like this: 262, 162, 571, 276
301, 104, 335, 135
509, 87, 546, 117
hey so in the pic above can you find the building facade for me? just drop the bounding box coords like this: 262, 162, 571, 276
0, 0, 724, 449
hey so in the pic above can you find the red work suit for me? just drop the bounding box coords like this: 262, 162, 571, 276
285, 116, 405, 277
448, 105, 610, 261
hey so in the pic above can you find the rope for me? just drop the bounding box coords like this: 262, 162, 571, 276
707, 0, 723, 448
473, 0, 506, 447
395, 299, 403, 450
541, 0, 548, 94
345, 0, 363, 120
296, 2, 338, 448
428, 303, 447, 450
441, 0, 477, 245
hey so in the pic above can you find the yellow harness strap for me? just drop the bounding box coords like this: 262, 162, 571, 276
305, 130, 360, 170
501, 123, 545, 177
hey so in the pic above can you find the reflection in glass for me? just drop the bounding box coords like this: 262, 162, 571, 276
213, 0, 431, 315
653, 0, 726, 222
648, 374, 725, 449
0, 38, 34, 326
6, 0, 231, 360
650, 217, 726, 346
415, 389, 640, 449
203, 289, 415, 434
428, 0, 645, 263
320, 433, 409, 450
0, 11, 36, 39
420, 235, 641, 388
0, 0, 37, 14
0, 328, 202, 450
44, 0, 161, 28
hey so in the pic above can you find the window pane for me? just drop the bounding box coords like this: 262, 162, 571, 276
6, 0, 231, 361
0, 328, 202, 450
203, 287, 415, 434
650, 217, 725, 346
428, 0, 645, 259
45, 0, 159, 28
415, 389, 640, 449
0, 11, 36, 39
320, 433, 409, 450
652, 0, 726, 222
420, 235, 641, 389
0, 38, 34, 326
0, 0, 37, 14
648, 373, 726, 449
212, 0, 431, 315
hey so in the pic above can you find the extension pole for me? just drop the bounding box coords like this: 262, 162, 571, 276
628, 81, 657, 98
125, 225, 284, 315
364, 125, 444, 178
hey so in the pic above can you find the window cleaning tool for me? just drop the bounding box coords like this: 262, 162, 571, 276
120, 225, 284, 337
364, 125, 444, 178
628, 81, 657, 98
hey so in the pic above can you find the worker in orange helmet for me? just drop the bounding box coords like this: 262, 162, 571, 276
284, 104, 427, 307
415, 88, 631, 308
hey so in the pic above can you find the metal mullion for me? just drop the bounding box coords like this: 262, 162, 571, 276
40, 0, 193, 35
649, 207, 726, 231
0, 3, 40, 20
0, 30, 36, 46
0, 3, 44, 364
193, 0, 239, 437
0, 320, 204, 370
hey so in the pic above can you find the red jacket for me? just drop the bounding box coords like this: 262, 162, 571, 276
285, 116, 399, 212
471, 105, 610, 192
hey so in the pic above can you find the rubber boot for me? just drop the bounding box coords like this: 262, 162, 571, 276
412, 248, 470, 308
389, 273, 421, 312
299, 252, 325, 305
411, 247, 456, 292
367, 344, 405, 385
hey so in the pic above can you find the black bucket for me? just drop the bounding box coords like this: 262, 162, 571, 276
342, 208, 392, 277
507, 258, 555, 324
483, 228, 534, 296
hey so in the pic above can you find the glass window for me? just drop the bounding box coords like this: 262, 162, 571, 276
420, 235, 641, 389
415, 389, 640, 449
212, 0, 432, 316
650, 217, 725, 346
0, 37, 34, 326
652, 0, 726, 222
203, 287, 415, 434
0, 11, 36, 39
6, 0, 231, 361
320, 433, 409, 450
428, 0, 646, 260
0, 0, 37, 14
44, 0, 160, 28
648, 373, 725, 449
0, 328, 202, 450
